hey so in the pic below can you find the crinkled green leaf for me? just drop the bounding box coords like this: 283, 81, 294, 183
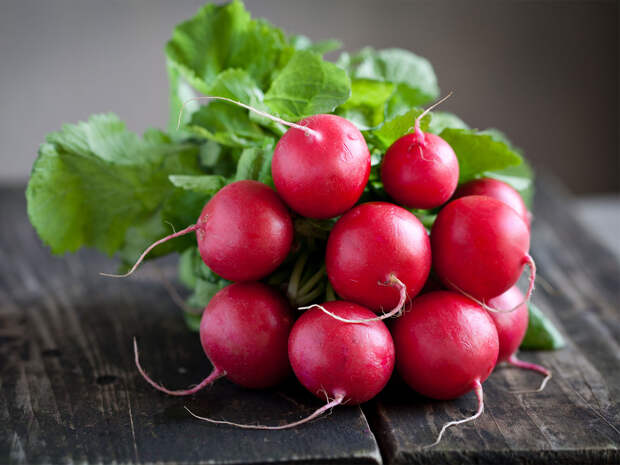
427, 111, 469, 135
440, 128, 523, 183
167, 59, 198, 132
289, 35, 342, 54
337, 79, 395, 129
369, 108, 431, 150
234, 146, 274, 186
521, 303, 566, 350
26, 114, 201, 257
169, 174, 227, 194
265, 50, 351, 120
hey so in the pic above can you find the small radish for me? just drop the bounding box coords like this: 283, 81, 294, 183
135, 282, 294, 394
454, 177, 531, 228
325, 202, 431, 318
392, 291, 499, 446
431, 195, 536, 309
272, 114, 371, 219
102, 180, 293, 282
381, 94, 459, 209
186, 301, 395, 429
487, 286, 551, 392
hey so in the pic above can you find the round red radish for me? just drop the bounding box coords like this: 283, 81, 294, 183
381, 131, 459, 209
199, 282, 294, 388
486, 286, 529, 363
392, 291, 499, 400
271, 114, 371, 219
454, 178, 531, 228
326, 202, 431, 311
196, 180, 293, 281
431, 195, 532, 301
289, 301, 395, 404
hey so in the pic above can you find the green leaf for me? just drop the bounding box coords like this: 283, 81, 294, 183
166, 59, 198, 132
337, 79, 395, 129
264, 50, 351, 120
521, 303, 566, 350
338, 47, 440, 115
165, 0, 288, 93
234, 146, 275, 186
169, 174, 227, 194
289, 35, 342, 54
178, 248, 231, 312
369, 108, 431, 149
427, 111, 469, 134
439, 128, 523, 183
26, 114, 201, 258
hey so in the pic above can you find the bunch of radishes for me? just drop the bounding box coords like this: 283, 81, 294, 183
119, 98, 546, 445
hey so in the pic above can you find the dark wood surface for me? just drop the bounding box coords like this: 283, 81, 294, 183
1, 180, 619, 464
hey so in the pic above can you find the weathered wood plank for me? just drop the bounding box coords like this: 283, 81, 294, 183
0, 187, 382, 465
368, 179, 620, 464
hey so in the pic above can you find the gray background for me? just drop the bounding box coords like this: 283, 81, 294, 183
1, 0, 618, 194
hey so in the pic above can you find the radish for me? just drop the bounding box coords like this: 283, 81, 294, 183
325, 202, 431, 319
272, 114, 371, 219
381, 95, 459, 209
487, 286, 551, 392
102, 180, 293, 282
392, 291, 499, 446
431, 195, 536, 310
454, 177, 531, 228
186, 301, 395, 429
135, 282, 294, 394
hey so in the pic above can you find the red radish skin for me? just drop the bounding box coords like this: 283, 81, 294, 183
103, 180, 293, 282
392, 291, 499, 446
454, 178, 531, 228
272, 114, 371, 219
431, 195, 535, 303
326, 202, 431, 312
135, 282, 294, 395
186, 301, 395, 429
382, 131, 459, 209
487, 286, 552, 391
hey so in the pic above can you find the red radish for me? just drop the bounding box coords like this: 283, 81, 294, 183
325, 202, 431, 318
135, 282, 294, 394
392, 291, 499, 446
487, 286, 551, 392
454, 178, 531, 228
381, 95, 459, 209
272, 114, 371, 219
186, 301, 395, 429
102, 180, 293, 282
431, 195, 536, 308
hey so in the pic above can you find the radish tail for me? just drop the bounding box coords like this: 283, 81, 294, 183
133, 338, 225, 396
184, 393, 345, 429
100, 224, 201, 278
300, 274, 407, 323
426, 379, 484, 448
412, 91, 454, 134
451, 254, 537, 314
177, 96, 318, 137
508, 354, 552, 393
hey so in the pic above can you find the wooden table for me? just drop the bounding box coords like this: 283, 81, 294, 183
1, 180, 619, 464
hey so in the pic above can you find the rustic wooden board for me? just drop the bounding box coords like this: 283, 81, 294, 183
368, 179, 620, 464
0, 188, 382, 465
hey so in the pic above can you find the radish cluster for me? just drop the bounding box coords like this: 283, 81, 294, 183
110, 98, 548, 446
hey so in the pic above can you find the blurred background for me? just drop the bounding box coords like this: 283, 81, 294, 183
1, 0, 617, 196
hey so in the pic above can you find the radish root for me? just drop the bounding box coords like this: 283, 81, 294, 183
507, 354, 552, 393
410, 91, 454, 135
299, 274, 407, 323
101, 223, 201, 278
133, 337, 225, 396
451, 254, 536, 314
425, 379, 484, 448
177, 96, 318, 137
184, 392, 345, 429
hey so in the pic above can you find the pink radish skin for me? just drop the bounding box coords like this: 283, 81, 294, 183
103, 180, 293, 282
392, 291, 499, 446
326, 202, 431, 312
289, 301, 395, 405
135, 282, 294, 394
454, 178, 531, 228
431, 195, 535, 302
487, 286, 552, 391
272, 114, 371, 219
382, 131, 459, 209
